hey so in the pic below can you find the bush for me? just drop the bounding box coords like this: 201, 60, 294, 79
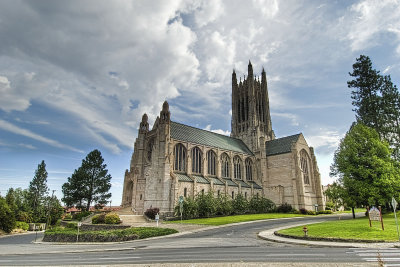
299, 208, 307, 215
15, 221, 29, 231
105, 213, 121, 224
306, 210, 316, 215
0, 197, 16, 233
215, 195, 233, 216
232, 194, 248, 214
175, 197, 198, 219
276, 203, 293, 213
73, 211, 91, 221
145, 208, 160, 220
197, 192, 216, 217
317, 210, 333, 214
325, 201, 334, 211
92, 213, 106, 224
63, 214, 72, 221
66, 222, 78, 229
248, 196, 276, 213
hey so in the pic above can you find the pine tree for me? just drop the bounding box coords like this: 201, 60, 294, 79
62, 149, 112, 211
348, 55, 400, 160
29, 160, 49, 220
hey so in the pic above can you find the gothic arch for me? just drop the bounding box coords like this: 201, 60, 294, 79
221, 153, 230, 178
233, 156, 242, 179
206, 149, 217, 176
300, 149, 311, 185
245, 157, 253, 181
191, 146, 202, 174
174, 143, 186, 172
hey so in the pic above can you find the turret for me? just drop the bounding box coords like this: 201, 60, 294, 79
160, 101, 170, 124
139, 113, 149, 134
248, 60, 253, 78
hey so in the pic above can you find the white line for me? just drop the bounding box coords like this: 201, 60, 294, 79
359, 253, 400, 256
99, 256, 141, 260
365, 258, 400, 262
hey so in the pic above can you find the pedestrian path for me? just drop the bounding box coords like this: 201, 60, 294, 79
347, 248, 400, 266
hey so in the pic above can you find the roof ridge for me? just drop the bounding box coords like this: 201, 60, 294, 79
268, 133, 302, 142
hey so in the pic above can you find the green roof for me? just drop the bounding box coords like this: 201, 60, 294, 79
236, 179, 251, 188
223, 178, 238, 187
248, 181, 262, 189
176, 173, 193, 182
265, 134, 301, 156
192, 175, 210, 184
208, 177, 225, 185
170, 121, 253, 155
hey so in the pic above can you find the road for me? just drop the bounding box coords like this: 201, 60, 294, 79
0, 214, 399, 266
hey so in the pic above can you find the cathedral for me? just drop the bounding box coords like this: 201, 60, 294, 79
122, 61, 325, 215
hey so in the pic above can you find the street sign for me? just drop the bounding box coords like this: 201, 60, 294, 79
392, 197, 398, 211
179, 196, 184, 204
392, 197, 400, 241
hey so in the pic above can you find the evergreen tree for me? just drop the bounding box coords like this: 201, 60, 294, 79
0, 197, 16, 233
29, 160, 49, 221
62, 149, 112, 211
5, 188, 17, 217
348, 55, 400, 159
330, 122, 400, 218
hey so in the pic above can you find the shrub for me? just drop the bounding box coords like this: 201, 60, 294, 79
276, 203, 293, 213
145, 208, 160, 220
306, 210, 316, 215
66, 222, 77, 229
0, 197, 16, 233
317, 210, 333, 214
175, 197, 199, 219
92, 213, 106, 224
325, 201, 334, 211
249, 196, 276, 213
63, 214, 72, 221
215, 195, 233, 216
73, 211, 91, 221
299, 208, 307, 215
15, 221, 29, 231
105, 213, 122, 224
197, 192, 216, 218
232, 194, 248, 214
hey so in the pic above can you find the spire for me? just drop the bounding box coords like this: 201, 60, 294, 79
248, 60, 253, 78
232, 69, 237, 84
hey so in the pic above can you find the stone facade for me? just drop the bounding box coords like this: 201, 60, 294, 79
122, 62, 325, 215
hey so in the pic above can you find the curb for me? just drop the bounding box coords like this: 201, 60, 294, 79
257, 221, 400, 248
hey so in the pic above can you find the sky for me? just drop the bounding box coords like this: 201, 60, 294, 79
1, 0, 400, 206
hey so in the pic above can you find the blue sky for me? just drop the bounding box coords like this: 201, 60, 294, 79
1, 0, 400, 205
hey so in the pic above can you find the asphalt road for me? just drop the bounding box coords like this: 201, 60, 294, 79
0, 214, 399, 266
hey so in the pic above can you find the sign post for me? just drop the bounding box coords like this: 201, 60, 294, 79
392, 197, 400, 241
155, 213, 159, 227
179, 196, 184, 222
77, 222, 82, 242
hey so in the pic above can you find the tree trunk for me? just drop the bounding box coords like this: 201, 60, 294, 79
352, 207, 355, 219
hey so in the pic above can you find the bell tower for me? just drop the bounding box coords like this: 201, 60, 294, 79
231, 61, 274, 152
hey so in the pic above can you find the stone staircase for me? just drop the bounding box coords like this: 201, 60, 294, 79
116, 207, 148, 225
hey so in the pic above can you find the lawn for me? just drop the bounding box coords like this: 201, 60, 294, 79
165, 213, 310, 226
278, 212, 400, 242
334, 208, 366, 214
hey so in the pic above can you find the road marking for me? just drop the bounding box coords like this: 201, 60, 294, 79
99, 256, 141, 260
364, 258, 400, 262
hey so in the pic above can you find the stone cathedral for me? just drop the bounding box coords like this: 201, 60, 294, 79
122, 61, 325, 215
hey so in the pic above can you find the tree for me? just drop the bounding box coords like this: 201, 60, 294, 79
323, 182, 345, 212
348, 55, 400, 159
330, 122, 400, 218
29, 160, 49, 215
0, 197, 16, 233
62, 149, 112, 211
5, 188, 17, 217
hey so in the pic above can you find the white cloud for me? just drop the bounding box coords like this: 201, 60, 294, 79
204, 124, 230, 136
345, 0, 400, 53
18, 143, 36, 150
0, 75, 31, 112
271, 112, 299, 126
0, 119, 83, 153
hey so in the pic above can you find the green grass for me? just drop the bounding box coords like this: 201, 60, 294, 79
278, 212, 400, 242
165, 213, 310, 226
45, 226, 178, 239
334, 208, 365, 214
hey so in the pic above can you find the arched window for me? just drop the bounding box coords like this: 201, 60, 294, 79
207, 150, 217, 176
174, 144, 186, 172
245, 158, 253, 181
221, 153, 230, 178
231, 191, 234, 199
233, 156, 242, 179
191, 147, 202, 174
300, 150, 310, 185
184, 188, 187, 197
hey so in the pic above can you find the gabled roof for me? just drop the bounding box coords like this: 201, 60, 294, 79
192, 175, 210, 184
265, 134, 301, 156
170, 121, 253, 155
